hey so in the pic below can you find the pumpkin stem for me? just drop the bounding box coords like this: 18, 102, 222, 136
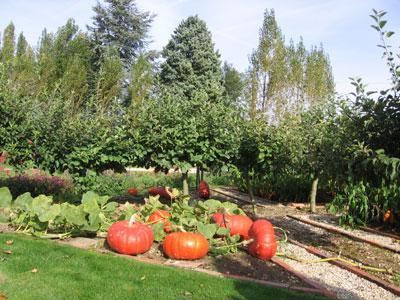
128, 215, 136, 227
274, 227, 288, 243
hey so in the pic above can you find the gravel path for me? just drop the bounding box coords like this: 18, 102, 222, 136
299, 214, 400, 252
279, 243, 399, 300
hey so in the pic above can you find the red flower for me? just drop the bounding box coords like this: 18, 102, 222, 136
5, 169, 11, 176
28, 139, 33, 145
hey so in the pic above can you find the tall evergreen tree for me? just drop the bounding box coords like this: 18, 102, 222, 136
160, 15, 224, 102
88, 0, 153, 67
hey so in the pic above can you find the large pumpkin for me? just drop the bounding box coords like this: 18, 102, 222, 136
163, 232, 208, 260
107, 216, 154, 255
148, 210, 171, 232
247, 219, 277, 260
213, 213, 253, 240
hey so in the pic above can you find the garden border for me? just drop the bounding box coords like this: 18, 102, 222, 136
287, 215, 400, 254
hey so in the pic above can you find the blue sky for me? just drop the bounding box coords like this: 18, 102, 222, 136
1, 0, 399, 95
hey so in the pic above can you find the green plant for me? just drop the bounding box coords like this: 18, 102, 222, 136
0, 174, 75, 202
0, 187, 118, 237
118, 193, 248, 255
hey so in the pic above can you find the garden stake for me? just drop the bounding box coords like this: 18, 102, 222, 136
276, 252, 390, 274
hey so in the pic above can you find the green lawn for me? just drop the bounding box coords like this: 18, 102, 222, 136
0, 233, 324, 300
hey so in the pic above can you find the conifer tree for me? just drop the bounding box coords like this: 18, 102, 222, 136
160, 15, 224, 103
88, 0, 153, 67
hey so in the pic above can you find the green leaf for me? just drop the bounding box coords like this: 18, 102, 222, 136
386, 31, 395, 38
151, 222, 166, 242
102, 202, 118, 213
82, 192, 101, 215
31, 195, 53, 219
13, 192, 33, 210
39, 204, 61, 222
197, 222, 217, 240
216, 227, 230, 236
203, 199, 222, 209
0, 187, 12, 209
379, 20, 387, 29
61, 203, 86, 226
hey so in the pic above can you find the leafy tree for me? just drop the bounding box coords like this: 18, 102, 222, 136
95, 47, 124, 111
88, 0, 153, 67
129, 51, 157, 110
222, 62, 244, 105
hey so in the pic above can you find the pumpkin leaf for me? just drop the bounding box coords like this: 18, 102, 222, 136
61, 203, 86, 226
81, 192, 100, 215
203, 199, 222, 209
151, 222, 166, 242
216, 227, 230, 236
38, 204, 61, 222
0, 187, 12, 209
31, 195, 53, 218
13, 192, 33, 210
197, 222, 217, 240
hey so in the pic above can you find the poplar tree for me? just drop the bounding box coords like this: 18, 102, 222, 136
0, 22, 16, 81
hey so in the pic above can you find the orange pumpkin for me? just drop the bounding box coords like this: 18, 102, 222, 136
163, 232, 208, 260
247, 219, 277, 260
107, 216, 154, 255
213, 213, 253, 240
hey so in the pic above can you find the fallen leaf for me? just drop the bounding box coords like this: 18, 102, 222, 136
3, 250, 12, 255
184, 291, 192, 296
0, 293, 7, 300
5, 240, 13, 246
31, 268, 38, 273
140, 276, 145, 281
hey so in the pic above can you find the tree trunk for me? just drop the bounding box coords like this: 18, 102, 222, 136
200, 168, 204, 181
196, 167, 200, 189
246, 175, 257, 216
310, 176, 319, 213
182, 172, 189, 196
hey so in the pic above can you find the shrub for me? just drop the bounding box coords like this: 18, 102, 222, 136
0, 174, 75, 203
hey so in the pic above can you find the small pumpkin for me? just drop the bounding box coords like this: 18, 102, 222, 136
163, 232, 209, 260
148, 209, 171, 232
107, 216, 154, 255
127, 187, 138, 196
383, 209, 395, 224
213, 213, 253, 240
198, 180, 210, 199
148, 186, 174, 201
247, 219, 277, 260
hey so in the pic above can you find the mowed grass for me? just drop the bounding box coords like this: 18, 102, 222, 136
0, 233, 325, 300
